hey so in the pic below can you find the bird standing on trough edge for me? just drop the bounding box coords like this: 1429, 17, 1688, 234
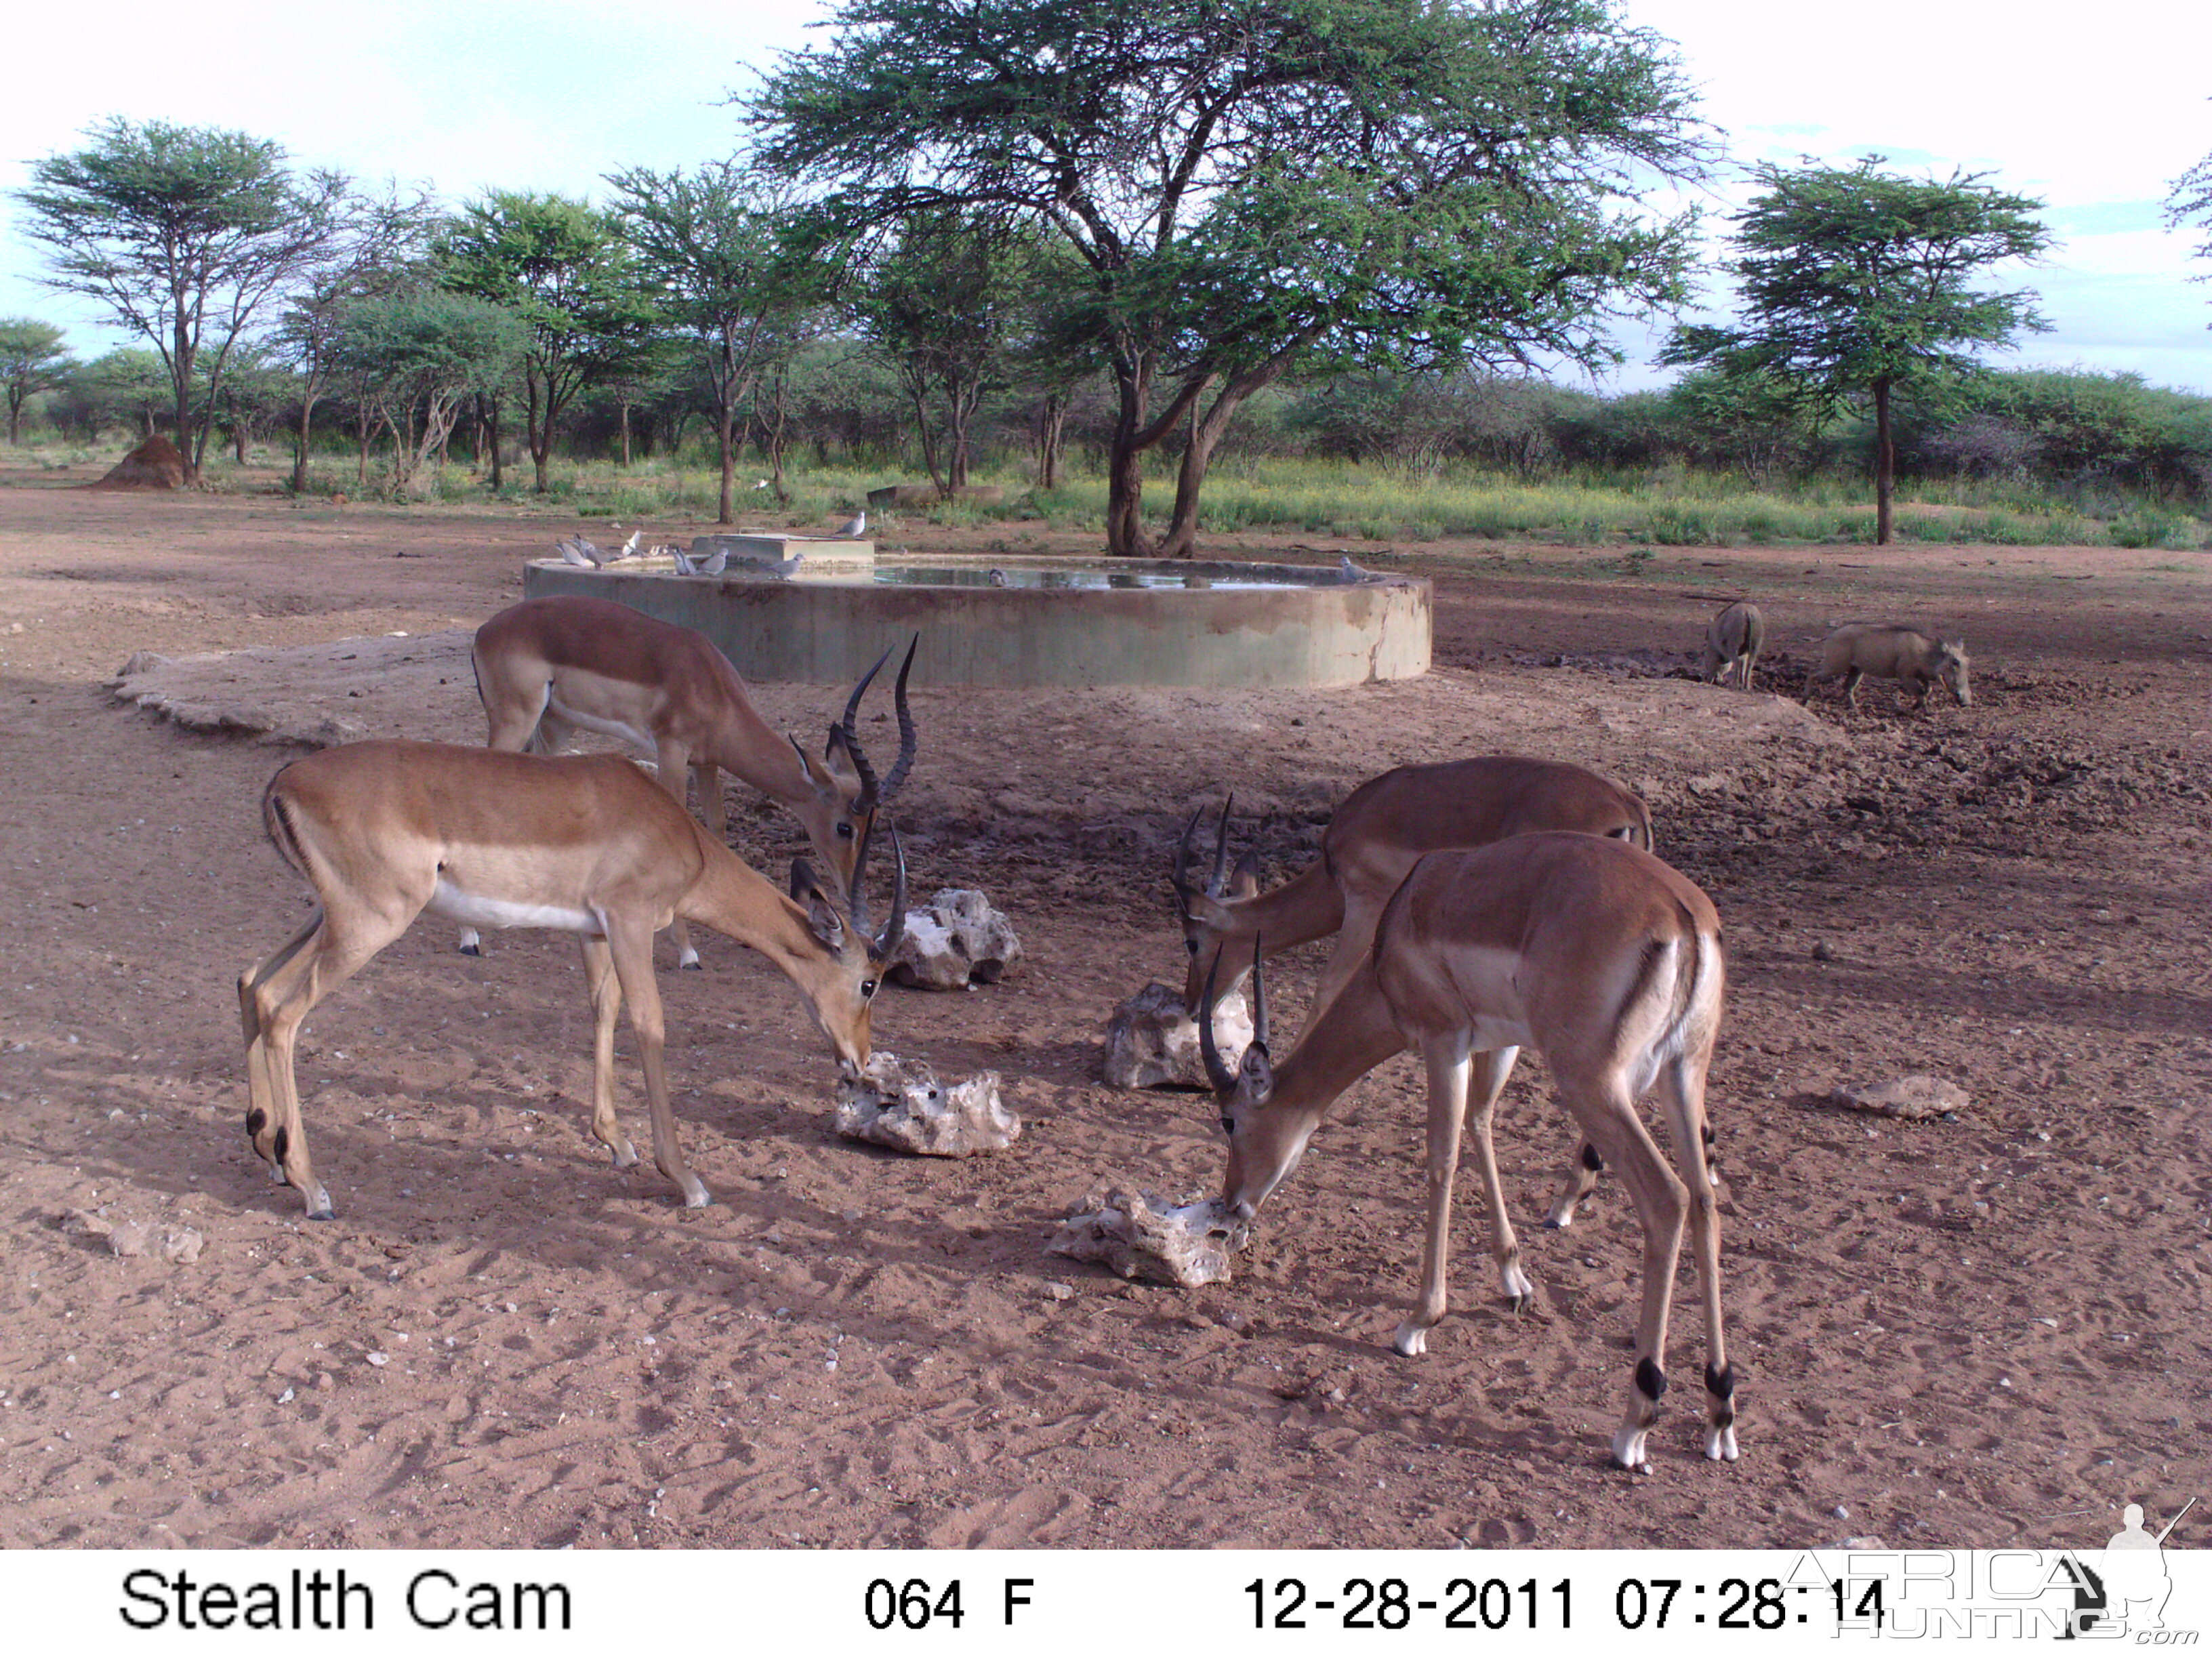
834, 511, 867, 539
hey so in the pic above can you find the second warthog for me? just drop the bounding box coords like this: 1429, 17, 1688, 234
1809, 623, 1971, 710
1702, 601, 1765, 689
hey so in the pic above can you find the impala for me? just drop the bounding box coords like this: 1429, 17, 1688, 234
237, 739, 906, 1221
1202, 832, 1735, 1471
1172, 757, 1652, 1227
467, 596, 917, 967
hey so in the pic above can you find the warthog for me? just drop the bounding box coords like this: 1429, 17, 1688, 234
1809, 623, 1971, 710
1702, 601, 1764, 689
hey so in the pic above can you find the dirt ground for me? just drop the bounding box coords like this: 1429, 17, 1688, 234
1, 466, 2206, 1552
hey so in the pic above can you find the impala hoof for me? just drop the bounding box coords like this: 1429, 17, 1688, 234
1391, 1323, 1428, 1358
1507, 1292, 1534, 1316
304, 1189, 335, 1222
459, 941, 482, 957
1611, 1427, 1652, 1472
1705, 1425, 1740, 1462
679, 958, 703, 972
679, 1178, 711, 1209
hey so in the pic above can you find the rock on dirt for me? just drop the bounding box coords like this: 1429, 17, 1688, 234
1049, 1189, 1246, 1288
833, 1052, 1020, 1156
888, 889, 1022, 990
1103, 982, 1253, 1090
1830, 1075, 1969, 1120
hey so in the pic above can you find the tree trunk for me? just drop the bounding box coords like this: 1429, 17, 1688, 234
716, 403, 736, 525
1033, 394, 1067, 490
527, 370, 550, 492
1104, 355, 1156, 556
619, 401, 632, 468
232, 416, 249, 466
291, 392, 321, 494
486, 394, 504, 491
913, 389, 945, 494
171, 321, 199, 485
1874, 377, 1894, 546
6, 395, 20, 447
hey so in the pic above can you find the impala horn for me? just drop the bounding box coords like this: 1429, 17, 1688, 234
832, 634, 921, 813
845, 813, 909, 961
879, 635, 919, 802
1208, 792, 1235, 897
1170, 804, 1207, 905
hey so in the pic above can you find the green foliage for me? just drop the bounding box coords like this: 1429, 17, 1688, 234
1666, 158, 2052, 401
0, 318, 78, 444
12, 117, 350, 474
436, 191, 658, 488
754, 0, 1715, 551
1665, 156, 2051, 541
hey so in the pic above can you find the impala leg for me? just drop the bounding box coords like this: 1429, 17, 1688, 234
239, 908, 323, 1180
242, 901, 414, 1221
1657, 1052, 1737, 1461
605, 918, 709, 1208
1460, 1046, 1534, 1311
1575, 1084, 1687, 1473
1544, 1139, 1605, 1229
1393, 1037, 1474, 1357
578, 935, 638, 1168
655, 739, 702, 970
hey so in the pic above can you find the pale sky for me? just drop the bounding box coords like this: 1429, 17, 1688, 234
2, 0, 2208, 394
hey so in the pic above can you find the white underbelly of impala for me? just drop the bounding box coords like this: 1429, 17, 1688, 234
428, 880, 602, 935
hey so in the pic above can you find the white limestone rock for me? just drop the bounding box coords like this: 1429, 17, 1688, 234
1048, 1189, 1247, 1288
888, 888, 1022, 990
1102, 982, 1252, 1090
834, 1052, 1020, 1157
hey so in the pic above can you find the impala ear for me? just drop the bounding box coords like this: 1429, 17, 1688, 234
792, 857, 845, 949
1241, 1043, 1275, 1104
789, 734, 838, 796
1229, 850, 1262, 899
820, 725, 863, 791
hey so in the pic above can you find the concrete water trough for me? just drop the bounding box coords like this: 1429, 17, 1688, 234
522, 545, 1430, 689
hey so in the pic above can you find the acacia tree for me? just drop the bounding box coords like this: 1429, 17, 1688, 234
848, 211, 1029, 491
0, 319, 77, 445
271, 182, 439, 492
604, 164, 827, 520
331, 290, 525, 494
752, 0, 1709, 554
436, 192, 654, 491
13, 119, 348, 480
1664, 158, 2051, 544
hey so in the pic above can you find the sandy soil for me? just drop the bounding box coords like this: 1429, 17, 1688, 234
0, 467, 2207, 1551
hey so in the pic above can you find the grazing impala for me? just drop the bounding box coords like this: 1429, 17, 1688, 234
467, 596, 917, 966
237, 739, 906, 1220
1172, 757, 1652, 1227
1202, 832, 1735, 1471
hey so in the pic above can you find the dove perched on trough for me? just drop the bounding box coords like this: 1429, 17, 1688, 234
694, 548, 730, 576
833, 510, 867, 539
611, 530, 641, 560
558, 537, 603, 569
671, 549, 698, 575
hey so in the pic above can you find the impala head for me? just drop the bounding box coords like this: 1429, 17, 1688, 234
790, 813, 908, 1075
788, 636, 919, 893
1170, 796, 1261, 1018
1201, 938, 1308, 1223
1937, 638, 1971, 706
